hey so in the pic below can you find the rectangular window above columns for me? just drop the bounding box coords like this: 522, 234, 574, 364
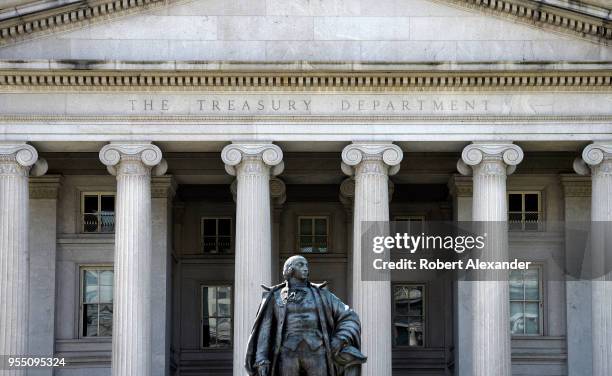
298, 216, 329, 253
81, 192, 115, 233
508, 192, 543, 231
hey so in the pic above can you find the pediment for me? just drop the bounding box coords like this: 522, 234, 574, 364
0, 0, 611, 63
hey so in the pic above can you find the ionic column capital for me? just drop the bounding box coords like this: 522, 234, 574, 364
0, 142, 47, 177
341, 142, 403, 176
574, 142, 612, 177
99, 142, 166, 176
458, 142, 523, 176
221, 142, 284, 177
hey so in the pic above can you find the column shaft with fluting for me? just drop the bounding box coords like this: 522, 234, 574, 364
0, 143, 40, 375
459, 142, 523, 376
100, 143, 164, 376
580, 143, 612, 376
221, 143, 283, 376
342, 142, 403, 376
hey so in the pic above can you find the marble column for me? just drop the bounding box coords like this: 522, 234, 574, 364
457, 142, 523, 376
341, 142, 403, 376
99, 142, 166, 376
0, 142, 45, 374
151, 176, 176, 376
575, 142, 612, 376
28, 175, 62, 376
221, 142, 283, 376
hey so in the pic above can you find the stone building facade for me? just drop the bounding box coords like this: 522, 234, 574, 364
0, 0, 611, 375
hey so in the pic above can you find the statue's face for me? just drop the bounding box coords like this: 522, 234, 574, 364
291, 257, 309, 281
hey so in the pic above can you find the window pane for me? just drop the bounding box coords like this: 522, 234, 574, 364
99, 285, 113, 303
217, 318, 232, 346
314, 218, 327, 235
218, 219, 231, 236
509, 271, 524, 300
203, 286, 217, 316
203, 219, 217, 236
203, 236, 218, 253
393, 316, 410, 346
510, 302, 525, 335
313, 236, 327, 253
83, 214, 99, 233
218, 236, 232, 253
100, 211, 115, 233
524, 303, 540, 334
408, 288, 423, 316
300, 218, 312, 235
202, 318, 213, 347
524, 212, 540, 231
300, 236, 313, 253
394, 316, 423, 347
217, 287, 231, 316
508, 212, 522, 223
99, 304, 113, 336
100, 195, 115, 212
525, 194, 539, 212
208, 318, 218, 346
524, 269, 540, 300
84, 196, 98, 213
99, 270, 113, 286
394, 286, 411, 315
508, 194, 522, 212
84, 271, 99, 303
83, 304, 98, 337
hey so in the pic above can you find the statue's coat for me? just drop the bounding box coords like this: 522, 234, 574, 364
245, 281, 365, 376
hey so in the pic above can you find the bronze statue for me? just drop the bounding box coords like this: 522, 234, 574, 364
245, 255, 366, 376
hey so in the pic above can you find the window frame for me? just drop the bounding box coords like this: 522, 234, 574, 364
297, 216, 330, 254
391, 283, 426, 348
200, 217, 234, 254
509, 264, 544, 337
507, 191, 543, 231
78, 265, 114, 339
80, 191, 116, 234
200, 283, 234, 350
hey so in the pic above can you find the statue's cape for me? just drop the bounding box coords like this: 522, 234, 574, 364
244, 281, 366, 376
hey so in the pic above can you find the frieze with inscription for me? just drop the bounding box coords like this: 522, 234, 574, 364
1, 93, 612, 117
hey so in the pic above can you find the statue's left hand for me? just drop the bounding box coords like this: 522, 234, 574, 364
331, 337, 348, 355
257, 364, 269, 376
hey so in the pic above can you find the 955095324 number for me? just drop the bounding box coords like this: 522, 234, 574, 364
2, 356, 66, 369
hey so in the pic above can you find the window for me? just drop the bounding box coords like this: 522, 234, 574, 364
508, 192, 542, 231
201, 285, 232, 348
394, 216, 425, 234
298, 216, 328, 253
82, 193, 115, 233
80, 267, 113, 337
510, 266, 543, 336
392, 284, 425, 347
201, 218, 232, 254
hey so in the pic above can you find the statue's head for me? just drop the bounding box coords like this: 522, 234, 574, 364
282, 255, 309, 282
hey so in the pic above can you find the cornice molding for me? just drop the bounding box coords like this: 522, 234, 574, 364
0, 69, 611, 91
439, 0, 612, 44
0, 0, 609, 47
0, 0, 167, 46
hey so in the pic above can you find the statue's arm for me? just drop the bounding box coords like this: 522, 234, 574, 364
325, 290, 361, 351
254, 297, 274, 366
